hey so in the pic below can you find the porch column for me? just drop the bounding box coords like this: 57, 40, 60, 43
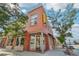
40, 32, 45, 53
45, 34, 49, 51
23, 31, 30, 51
53, 38, 56, 49
18, 36, 22, 46
48, 35, 53, 50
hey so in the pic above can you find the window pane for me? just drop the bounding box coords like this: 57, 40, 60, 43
31, 14, 38, 25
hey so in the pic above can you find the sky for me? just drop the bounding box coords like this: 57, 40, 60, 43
19, 3, 79, 43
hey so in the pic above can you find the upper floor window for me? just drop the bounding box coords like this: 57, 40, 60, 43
30, 14, 38, 26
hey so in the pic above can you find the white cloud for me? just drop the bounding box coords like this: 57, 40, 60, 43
45, 3, 67, 11
71, 24, 79, 39
72, 24, 79, 28
19, 4, 27, 8
74, 4, 79, 8
66, 24, 79, 43
45, 3, 79, 11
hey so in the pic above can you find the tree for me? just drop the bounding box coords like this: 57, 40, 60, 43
0, 4, 11, 28
0, 3, 28, 49
1, 25, 13, 48
0, 3, 22, 30
47, 4, 77, 44
1, 14, 28, 49
10, 15, 28, 49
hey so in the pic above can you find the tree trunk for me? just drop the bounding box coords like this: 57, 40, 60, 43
1, 36, 8, 48
4, 36, 8, 48
1, 38, 5, 48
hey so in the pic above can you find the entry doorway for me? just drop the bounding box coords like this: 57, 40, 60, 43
30, 33, 43, 52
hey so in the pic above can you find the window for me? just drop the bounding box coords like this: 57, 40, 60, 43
42, 13, 47, 24
30, 33, 35, 44
30, 33, 36, 49
30, 14, 38, 25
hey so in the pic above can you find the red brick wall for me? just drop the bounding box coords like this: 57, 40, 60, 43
44, 34, 49, 51
23, 32, 30, 51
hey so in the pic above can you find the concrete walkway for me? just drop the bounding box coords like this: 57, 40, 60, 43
0, 48, 14, 56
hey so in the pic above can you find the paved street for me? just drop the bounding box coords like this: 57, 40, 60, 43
11, 49, 67, 56
0, 47, 79, 56
0, 48, 67, 56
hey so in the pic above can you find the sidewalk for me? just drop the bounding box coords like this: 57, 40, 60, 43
0, 48, 14, 56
